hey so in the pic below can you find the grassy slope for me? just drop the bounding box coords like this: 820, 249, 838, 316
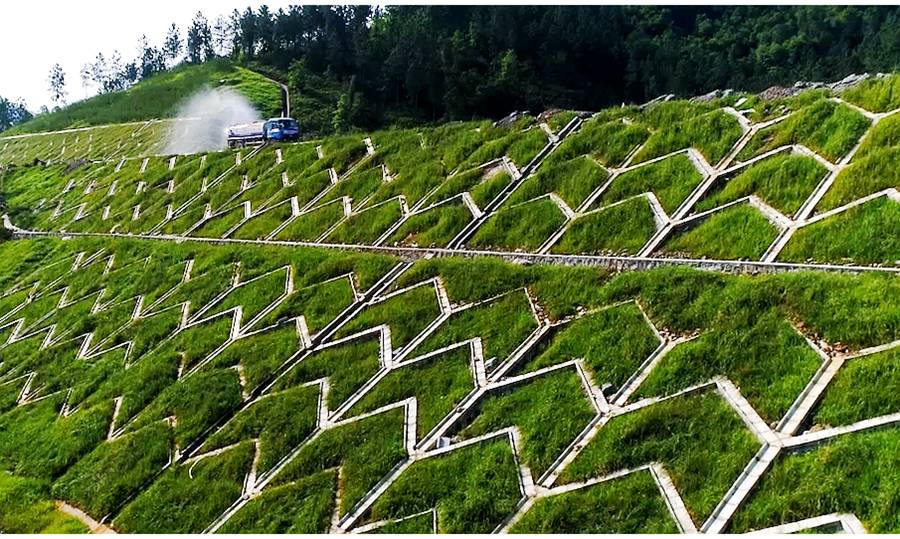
553, 196, 656, 255
732, 427, 900, 533
5, 60, 282, 135
661, 204, 779, 260
697, 153, 827, 215
781, 196, 900, 266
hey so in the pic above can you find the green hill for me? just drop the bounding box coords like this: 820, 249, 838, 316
6, 60, 282, 135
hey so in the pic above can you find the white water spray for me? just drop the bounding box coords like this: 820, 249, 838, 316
162, 87, 261, 155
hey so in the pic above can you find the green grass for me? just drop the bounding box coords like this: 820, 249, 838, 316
0, 395, 113, 481
218, 470, 335, 533
52, 422, 173, 519
507, 156, 609, 209
458, 368, 596, 476
469, 198, 567, 251
854, 112, 900, 159
369, 438, 522, 533
547, 118, 649, 168
203, 384, 320, 474
781, 197, 900, 266
348, 346, 475, 439
427, 165, 511, 209
367, 511, 435, 533
811, 347, 900, 428
114, 442, 253, 533
191, 205, 246, 238
273, 201, 344, 242
412, 290, 538, 364
461, 128, 547, 170
0, 234, 899, 532
273, 334, 381, 410
127, 367, 243, 449
597, 153, 703, 214
560, 389, 759, 523
698, 153, 827, 215
637, 310, 822, 423
661, 204, 779, 260
553, 197, 656, 255
510, 471, 678, 533
203, 268, 288, 323
6, 60, 282, 135
731, 427, 900, 533
319, 166, 383, 207
738, 100, 871, 163
334, 283, 441, 350
386, 199, 473, 248
633, 108, 742, 166
0, 471, 88, 533
274, 408, 407, 516
253, 276, 355, 335
523, 303, 660, 390
210, 325, 301, 389
841, 74, 900, 113
816, 147, 900, 212
325, 199, 403, 244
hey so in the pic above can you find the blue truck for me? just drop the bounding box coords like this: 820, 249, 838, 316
226, 117, 301, 148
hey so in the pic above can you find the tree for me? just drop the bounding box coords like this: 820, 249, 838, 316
89, 53, 107, 92
0, 96, 32, 132
47, 63, 67, 106
332, 93, 351, 132
186, 12, 214, 63
137, 35, 165, 79
79, 64, 92, 98
212, 15, 233, 57
163, 23, 182, 66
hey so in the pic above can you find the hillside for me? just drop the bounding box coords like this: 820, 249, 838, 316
0, 73, 898, 534
5, 60, 283, 135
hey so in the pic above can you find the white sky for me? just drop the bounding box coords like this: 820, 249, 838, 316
0, 0, 295, 111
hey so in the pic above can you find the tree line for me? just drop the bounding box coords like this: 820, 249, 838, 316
9, 6, 900, 133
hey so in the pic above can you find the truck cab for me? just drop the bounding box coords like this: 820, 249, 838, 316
263, 117, 301, 142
